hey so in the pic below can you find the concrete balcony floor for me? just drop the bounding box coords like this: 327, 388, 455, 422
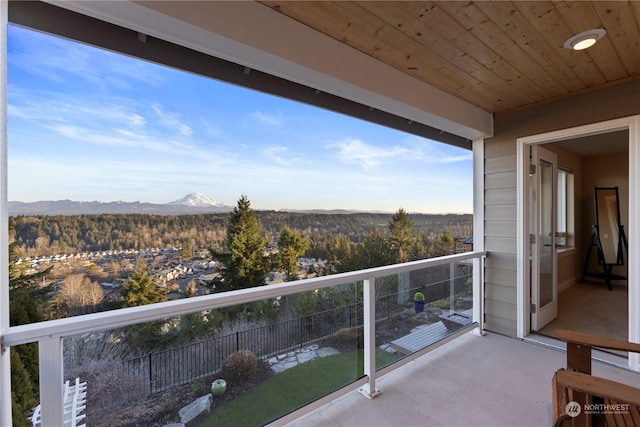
285, 332, 640, 427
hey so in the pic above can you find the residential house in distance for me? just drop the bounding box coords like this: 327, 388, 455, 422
2, 2, 640, 426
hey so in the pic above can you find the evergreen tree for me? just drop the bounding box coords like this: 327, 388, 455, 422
10, 347, 37, 427
434, 229, 455, 256
8, 233, 51, 425
120, 260, 168, 352
216, 195, 269, 291
323, 233, 355, 274
411, 233, 427, 260
120, 260, 166, 307
388, 208, 414, 263
278, 226, 309, 279
356, 228, 393, 269
179, 241, 193, 261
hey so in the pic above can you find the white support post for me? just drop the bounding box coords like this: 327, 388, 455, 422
39, 337, 65, 426
1, 0, 11, 425
358, 276, 381, 399
471, 138, 486, 337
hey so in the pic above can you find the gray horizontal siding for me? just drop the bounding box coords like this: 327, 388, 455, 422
485, 188, 517, 205
485, 155, 516, 174
485, 282, 517, 305
485, 220, 516, 238
485, 236, 517, 254
485, 205, 517, 221
484, 314, 517, 336
485, 268, 517, 290
485, 171, 516, 190
484, 138, 518, 336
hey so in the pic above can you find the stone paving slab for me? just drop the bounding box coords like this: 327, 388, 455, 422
268, 345, 340, 373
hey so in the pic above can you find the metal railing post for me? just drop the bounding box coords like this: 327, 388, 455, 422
148, 352, 153, 394
471, 255, 486, 336
358, 276, 381, 399
449, 263, 456, 313
39, 337, 64, 426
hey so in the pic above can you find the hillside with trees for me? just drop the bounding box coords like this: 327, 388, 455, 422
9, 211, 471, 259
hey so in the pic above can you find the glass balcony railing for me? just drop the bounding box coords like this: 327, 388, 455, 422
3, 251, 485, 426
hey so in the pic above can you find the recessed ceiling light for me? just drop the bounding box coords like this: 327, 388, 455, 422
564, 29, 607, 50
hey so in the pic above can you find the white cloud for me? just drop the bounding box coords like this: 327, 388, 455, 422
404, 137, 472, 164
8, 89, 146, 128
198, 117, 222, 137
261, 145, 296, 166
152, 104, 193, 136
327, 138, 411, 169
327, 137, 472, 169
248, 111, 284, 126
8, 25, 164, 89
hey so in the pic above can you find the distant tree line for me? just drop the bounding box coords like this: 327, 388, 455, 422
9, 211, 471, 258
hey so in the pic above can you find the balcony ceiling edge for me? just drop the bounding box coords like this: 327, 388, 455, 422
48, 0, 493, 142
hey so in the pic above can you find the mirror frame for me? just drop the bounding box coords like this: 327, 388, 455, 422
593, 186, 624, 265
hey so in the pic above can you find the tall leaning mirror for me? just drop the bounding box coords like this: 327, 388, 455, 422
581, 186, 628, 290
594, 187, 624, 265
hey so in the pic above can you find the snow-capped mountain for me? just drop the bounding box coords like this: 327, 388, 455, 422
167, 192, 230, 208
8, 193, 233, 216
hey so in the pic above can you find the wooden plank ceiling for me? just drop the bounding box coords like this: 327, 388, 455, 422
259, 1, 640, 115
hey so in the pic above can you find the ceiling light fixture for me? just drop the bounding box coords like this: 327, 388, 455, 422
564, 29, 606, 50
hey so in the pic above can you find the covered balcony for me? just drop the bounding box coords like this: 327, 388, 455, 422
3, 1, 640, 425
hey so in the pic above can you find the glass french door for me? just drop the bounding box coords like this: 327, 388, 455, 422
531, 146, 558, 331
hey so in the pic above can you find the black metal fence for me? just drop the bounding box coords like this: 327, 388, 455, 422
121, 303, 363, 394
120, 265, 472, 394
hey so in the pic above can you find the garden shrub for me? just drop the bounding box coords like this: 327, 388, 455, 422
334, 327, 363, 348
221, 350, 258, 380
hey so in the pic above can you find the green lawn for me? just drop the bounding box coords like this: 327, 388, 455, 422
199, 348, 400, 427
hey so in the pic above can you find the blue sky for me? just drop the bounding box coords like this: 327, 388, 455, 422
7, 25, 472, 214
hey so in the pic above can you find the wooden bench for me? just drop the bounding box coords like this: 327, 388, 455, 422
552, 329, 640, 426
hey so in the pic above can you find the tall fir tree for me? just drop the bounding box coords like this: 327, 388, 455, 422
179, 240, 193, 261
322, 233, 355, 274
217, 195, 270, 291
358, 228, 393, 268
278, 226, 309, 279
388, 208, 414, 263
8, 232, 52, 425
434, 229, 454, 256
120, 260, 168, 352
120, 260, 166, 307
11, 347, 38, 427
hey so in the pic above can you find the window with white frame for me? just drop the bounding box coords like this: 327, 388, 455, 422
557, 168, 574, 248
